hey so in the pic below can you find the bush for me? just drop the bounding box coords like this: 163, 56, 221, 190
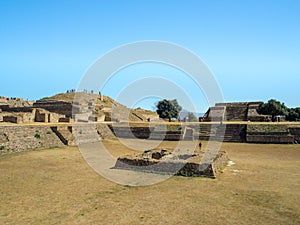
46, 130, 52, 134
34, 133, 41, 139
0, 146, 5, 150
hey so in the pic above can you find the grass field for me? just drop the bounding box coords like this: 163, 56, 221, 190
1, 141, 300, 224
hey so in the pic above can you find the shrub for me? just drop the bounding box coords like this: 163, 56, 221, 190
34, 133, 41, 139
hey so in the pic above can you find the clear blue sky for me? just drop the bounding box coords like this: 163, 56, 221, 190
0, 0, 299, 112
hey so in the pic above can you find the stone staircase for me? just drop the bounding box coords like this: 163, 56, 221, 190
197, 124, 214, 140
71, 125, 101, 145
203, 102, 264, 122
215, 124, 246, 142
225, 106, 248, 121
51, 126, 75, 146
51, 125, 101, 146
96, 124, 116, 140
197, 124, 246, 142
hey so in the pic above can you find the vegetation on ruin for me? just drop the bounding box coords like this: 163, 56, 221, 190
257, 99, 288, 122
257, 99, 300, 122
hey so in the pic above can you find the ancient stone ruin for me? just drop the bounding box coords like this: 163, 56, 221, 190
1, 95, 300, 158
114, 147, 228, 178
202, 102, 268, 122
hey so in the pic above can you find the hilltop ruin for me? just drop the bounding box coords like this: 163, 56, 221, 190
0, 92, 158, 124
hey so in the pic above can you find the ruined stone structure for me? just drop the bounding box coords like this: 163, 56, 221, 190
33, 100, 74, 118
108, 125, 195, 141
1, 92, 159, 124
0, 123, 116, 154
50, 124, 115, 146
114, 148, 228, 178
203, 102, 268, 122
109, 123, 300, 144
1, 123, 298, 155
0, 105, 67, 124
1, 122, 299, 177
109, 124, 246, 142
0, 96, 34, 108
1, 94, 300, 158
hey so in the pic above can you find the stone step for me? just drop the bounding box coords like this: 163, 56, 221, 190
72, 126, 101, 145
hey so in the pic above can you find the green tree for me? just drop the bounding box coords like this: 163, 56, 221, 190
286, 107, 300, 121
156, 99, 182, 122
257, 99, 288, 122
188, 112, 198, 122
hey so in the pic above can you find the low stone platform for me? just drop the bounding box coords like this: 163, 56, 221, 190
114, 148, 228, 178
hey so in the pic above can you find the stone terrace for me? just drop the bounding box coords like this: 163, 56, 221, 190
203, 102, 265, 122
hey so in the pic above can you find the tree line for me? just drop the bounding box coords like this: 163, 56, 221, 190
257, 99, 300, 122
156, 99, 300, 122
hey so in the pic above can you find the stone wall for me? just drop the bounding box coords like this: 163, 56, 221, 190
189, 124, 246, 142
108, 125, 184, 141
246, 135, 294, 144
225, 106, 248, 121
215, 124, 247, 142
3, 116, 20, 124
22, 111, 35, 123
108, 124, 246, 142
88, 115, 105, 122
1, 123, 299, 155
35, 109, 66, 123
0, 125, 65, 154
246, 124, 299, 144
108, 123, 299, 144
35, 109, 48, 122
0, 105, 10, 111
1, 107, 33, 113
33, 100, 73, 117
0, 107, 65, 124
1, 110, 35, 124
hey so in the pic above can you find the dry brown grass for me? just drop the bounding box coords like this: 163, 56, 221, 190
1, 142, 300, 225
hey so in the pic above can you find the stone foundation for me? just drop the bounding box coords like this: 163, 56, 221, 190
114, 148, 228, 178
